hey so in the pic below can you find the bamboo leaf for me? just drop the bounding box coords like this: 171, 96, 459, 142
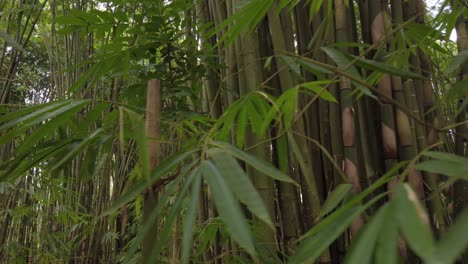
276, 134, 289, 172
0, 101, 91, 147
235, 106, 247, 147
284, 55, 333, 77
299, 81, 338, 103
0, 100, 72, 131
248, 94, 270, 137
351, 55, 425, 79
16, 104, 88, 154
55, 16, 88, 26
151, 171, 198, 263
423, 151, 468, 164
202, 160, 257, 257
344, 204, 390, 264
220, 0, 274, 45
447, 50, 468, 74
89, 136, 112, 179
280, 55, 305, 76
69, 9, 102, 24
375, 202, 400, 264
448, 78, 468, 101
277, 88, 298, 129
428, 209, 468, 264
289, 206, 364, 264
209, 149, 275, 230
264, 56, 273, 70
395, 184, 435, 261
210, 141, 297, 184
322, 47, 373, 96
67, 62, 103, 94
287, 131, 320, 193
293, 189, 389, 264
122, 172, 189, 263
77, 102, 111, 135
319, 184, 353, 218
101, 149, 198, 216
309, 0, 324, 19
52, 128, 103, 171
416, 160, 468, 180
181, 171, 202, 264
1, 140, 72, 182
0, 30, 24, 51
217, 98, 243, 140
0, 101, 58, 124
124, 109, 151, 180
23, 100, 91, 128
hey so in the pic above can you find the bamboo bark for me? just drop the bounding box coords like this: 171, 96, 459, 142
142, 79, 162, 263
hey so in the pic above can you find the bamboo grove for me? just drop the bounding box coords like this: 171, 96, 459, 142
0, 0, 468, 263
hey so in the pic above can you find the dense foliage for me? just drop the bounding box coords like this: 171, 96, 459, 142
0, 0, 467, 263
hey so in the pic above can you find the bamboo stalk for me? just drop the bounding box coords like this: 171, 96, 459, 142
142, 79, 162, 263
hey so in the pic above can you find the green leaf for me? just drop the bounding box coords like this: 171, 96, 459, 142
235, 106, 247, 147
322, 47, 373, 97
319, 184, 353, 218
280, 55, 307, 76
447, 50, 468, 74
0, 100, 91, 147
0, 30, 24, 51
0, 100, 72, 131
181, 171, 202, 264
124, 110, 150, 180
423, 151, 468, 164
52, 128, 103, 170
429, 209, 468, 264
216, 0, 274, 45
89, 136, 112, 179
275, 134, 289, 172
395, 184, 435, 261
209, 149, 275, 229
277, 88, 298, 129
52, 129, 102, 170
16, 103, 91, 154
264, 56, 273, 70
56, 25, 81, 35
351, 55, 425, 79
55, 16, 88, 26
77, 102, 111, 135
416, 160, 468, 180
122, 171, 188, 263
287, 131, 321, 193
344, 204, 390, 264
246, 93, 271, 137
202, 160, 257, 257
216, 97, 243, 140
417, 149, 468, 180
0, 101, 58, 124
285, 55, 332, 77
309, 0, 324, 18
403, 22, 447, 56
210, 141, 297, 184
69, 9, 102, 24
448, 78, 468, 101
1, 140, 72, 182
151, 171, 199, 263
291, 188, 389, 264
375, 202, 400, 264
67, 62, 104, 94
289, 206, 364, 264
299, 81, 338, 103
24, 100, 91, 128
101, 149, 198, 216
